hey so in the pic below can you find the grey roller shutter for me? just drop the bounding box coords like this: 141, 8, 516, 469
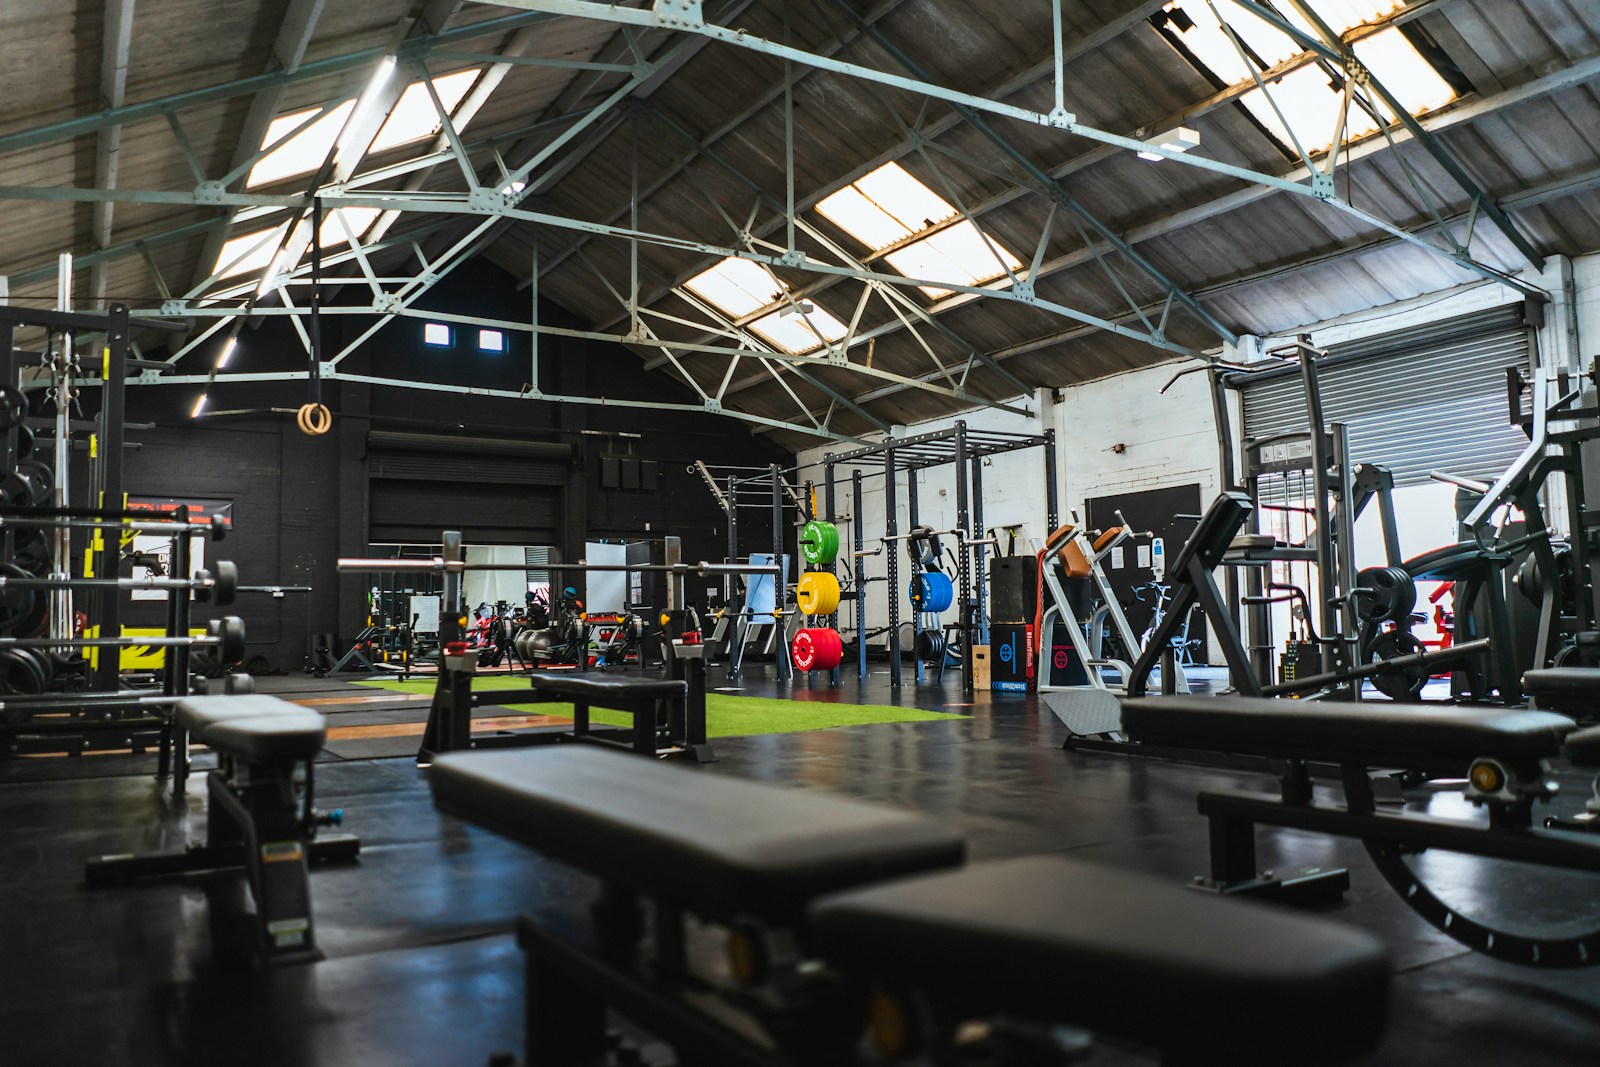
367, 431, 567, 543
1239, 305, 1531, 487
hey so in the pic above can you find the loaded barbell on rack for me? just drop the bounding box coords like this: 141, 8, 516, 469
0, 615, 248, 666
0, 559, 238, 607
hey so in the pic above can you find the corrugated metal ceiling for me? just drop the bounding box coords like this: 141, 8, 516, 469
0, 0, 1597, 449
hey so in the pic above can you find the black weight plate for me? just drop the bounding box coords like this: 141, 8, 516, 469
1353, 566, 1415, 624
0, 647, 48, 695
13, 424, 33, 461
0, 383, 25, 430
1369, 629, 1428, 701
0, 561, 37, 633
13, 529, 49, 576
0, 472, 31, 508
16, 458, 52, 506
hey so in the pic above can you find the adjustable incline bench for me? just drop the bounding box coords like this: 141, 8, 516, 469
86, 694, 360, 966
1123, 693, 1600, 967
432, 746, 1389, 1066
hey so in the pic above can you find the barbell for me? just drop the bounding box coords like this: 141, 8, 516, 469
338, 557, 781, 577
0, 513, 230, 540
0, 559, 237, 607
0, 615, 247, 665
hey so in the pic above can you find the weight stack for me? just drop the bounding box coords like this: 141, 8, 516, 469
989, 557, 1038, 624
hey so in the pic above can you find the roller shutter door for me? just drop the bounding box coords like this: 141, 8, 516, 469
1239, 305, 1532, 487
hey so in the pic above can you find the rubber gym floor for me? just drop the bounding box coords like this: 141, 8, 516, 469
5, 667, 1600, 1066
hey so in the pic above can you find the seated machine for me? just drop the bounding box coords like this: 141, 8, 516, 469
431, 745, 1390, 1066
85, 693, 360, 966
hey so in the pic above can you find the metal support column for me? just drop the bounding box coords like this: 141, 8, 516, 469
954, 422, 972, 693
908, 467, 923, 685
771, 462, 791, 682
852, 469, 866, 681
1044, 427, 1059, 531
971, 449, 988, 647
884, 446, 902, 686
94, 304, 130, 691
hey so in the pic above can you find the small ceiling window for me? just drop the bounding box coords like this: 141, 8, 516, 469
1156, 0, 1456, 156
816, 162, 1022, 300
478, 328, 506, 353
423, 323, 453, 347
747, 305, 849, 355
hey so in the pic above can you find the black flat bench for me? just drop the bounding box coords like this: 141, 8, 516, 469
432, 747, 1389, 1066
524, 672, 706, 760
812, 855, 1388, 1067
1122, 693, 1600, 967
1525, 667, 1600, 717
87, 694, 359, 966
1122, 694, 1576, 777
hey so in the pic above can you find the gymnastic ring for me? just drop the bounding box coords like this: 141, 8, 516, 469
297, 403, 333, 436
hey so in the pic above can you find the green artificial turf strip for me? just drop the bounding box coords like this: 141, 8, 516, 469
354, 675, 963, 738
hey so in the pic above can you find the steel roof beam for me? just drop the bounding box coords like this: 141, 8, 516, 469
89, 0, 137, 307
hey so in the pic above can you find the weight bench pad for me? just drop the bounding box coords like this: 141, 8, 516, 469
1122, 695, 1575, 770
175, 694, 326, 762
1524, 667, 1600, 715
527, 674, 687, 701
1565, 726, 1600, 768
430, 747, 964, 921
810, 856, 1388, 1065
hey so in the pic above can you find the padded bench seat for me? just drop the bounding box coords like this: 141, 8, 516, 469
175, 694, 325, 762
811, 855, 1388, 1066
1122, 694, 1576, 774
431, 747, 964, 921
526, 673, 687, 702
1524, 667, 1600, 716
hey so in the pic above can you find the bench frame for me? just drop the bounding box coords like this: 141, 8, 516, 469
85, 699, 359, 967
1197, 755, 1600, 967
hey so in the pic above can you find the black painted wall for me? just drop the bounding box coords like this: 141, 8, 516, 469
110, 261, 791, 671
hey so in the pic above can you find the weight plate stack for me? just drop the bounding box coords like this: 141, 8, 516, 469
791, 627, 844, 671
796, 571, 841, 616
908, 570, 954, 614
800, 520, 840, 566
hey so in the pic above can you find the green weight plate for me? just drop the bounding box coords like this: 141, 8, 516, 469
800, 520, 839, 565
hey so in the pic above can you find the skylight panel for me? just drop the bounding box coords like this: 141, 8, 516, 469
684, 257, 782, 317
247, 101, 355, 188
318, 207, 381, 249
747, 305, 848, 355
1160, 2, 1456, 157
882, 220, 1023, 300
816, 162, 958, 252
214, 225, 286, 278
370, 69, 479, 154
815, 186, 915, 251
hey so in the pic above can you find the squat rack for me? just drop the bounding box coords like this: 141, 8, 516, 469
690, 460, 804, 681
821, 421, 1057, 691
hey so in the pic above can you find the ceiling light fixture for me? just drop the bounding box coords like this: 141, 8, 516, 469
1137, 126, 1200, 161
